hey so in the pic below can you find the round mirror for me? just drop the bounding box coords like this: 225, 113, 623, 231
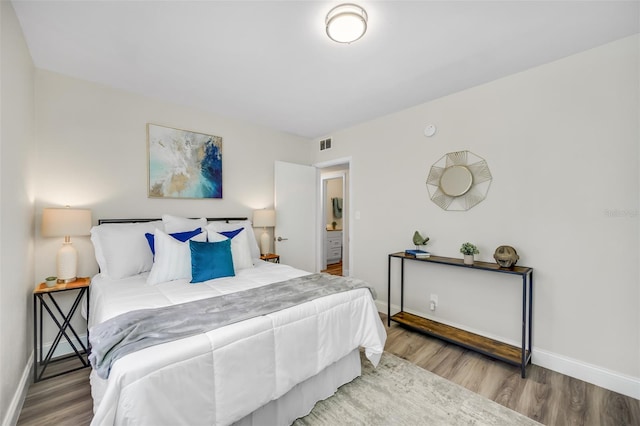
439, 165, 473, 197
426, 150, 492, 211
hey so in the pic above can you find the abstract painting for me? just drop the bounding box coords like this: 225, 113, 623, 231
147, 124, 223, 199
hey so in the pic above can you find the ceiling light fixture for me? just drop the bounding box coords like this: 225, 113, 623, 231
326, 3, 368, 44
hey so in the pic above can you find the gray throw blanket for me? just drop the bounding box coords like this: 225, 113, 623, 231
89, 273, 375, 379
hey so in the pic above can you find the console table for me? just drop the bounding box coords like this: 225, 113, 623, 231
387, 252, 533, 377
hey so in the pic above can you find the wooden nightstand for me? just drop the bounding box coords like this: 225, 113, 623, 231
260, 253, 280, 263
33, 277, 91, 382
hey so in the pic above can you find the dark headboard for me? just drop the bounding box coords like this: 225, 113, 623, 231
98, 217, 248, 225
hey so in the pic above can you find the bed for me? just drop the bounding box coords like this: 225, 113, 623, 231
87, 216, 387, 426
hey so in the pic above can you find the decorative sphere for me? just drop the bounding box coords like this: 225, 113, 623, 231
493, 245, 519, 268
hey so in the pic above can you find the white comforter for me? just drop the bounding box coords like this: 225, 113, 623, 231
89, 262, 386, 426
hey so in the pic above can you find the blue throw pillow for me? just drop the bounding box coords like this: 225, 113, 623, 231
145, 228, 203, 255
189, 239, 235, 283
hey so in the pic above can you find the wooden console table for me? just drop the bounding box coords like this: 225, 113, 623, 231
387, 252, 533, 378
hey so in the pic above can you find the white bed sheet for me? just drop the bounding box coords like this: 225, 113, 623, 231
89, 262, 386, 426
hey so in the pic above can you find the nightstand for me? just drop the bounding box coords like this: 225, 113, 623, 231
33, 277, 91, 382
260, 253, 280, 263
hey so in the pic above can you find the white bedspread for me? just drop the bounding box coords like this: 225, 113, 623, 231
89, 262, 386, 426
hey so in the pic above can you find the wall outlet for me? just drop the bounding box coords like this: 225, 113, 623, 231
430, 294, 438, 311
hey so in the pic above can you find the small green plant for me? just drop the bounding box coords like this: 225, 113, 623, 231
460, 242, 479, 255
45, 276, 57, 281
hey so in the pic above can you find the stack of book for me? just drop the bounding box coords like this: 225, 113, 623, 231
405, 249, 431, 258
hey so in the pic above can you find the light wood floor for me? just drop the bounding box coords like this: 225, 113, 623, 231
321, 260, 342, 276
17, 316, 639, 426
17, 357, 92, 426
384, 318, 639, 426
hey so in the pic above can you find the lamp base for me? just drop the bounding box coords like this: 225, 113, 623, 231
57, 241, 78, 283
260, 229, 270, 256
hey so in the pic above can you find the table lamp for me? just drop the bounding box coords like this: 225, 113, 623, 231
252, 209, 276, 255
42, 207, 92, 283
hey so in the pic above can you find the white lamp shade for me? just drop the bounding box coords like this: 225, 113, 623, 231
42, 208, 92, 237
252, 209, 276, 228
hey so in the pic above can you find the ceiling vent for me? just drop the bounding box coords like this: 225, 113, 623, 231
320, 138, 332, 151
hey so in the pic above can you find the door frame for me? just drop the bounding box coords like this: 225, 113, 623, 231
314, 157, 352, 276
321, 172, 346, 271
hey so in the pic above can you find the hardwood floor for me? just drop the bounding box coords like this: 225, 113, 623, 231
17, 358, 92, 426
322, 260, 342, 276
17, 316, 639, 426
384, 318, 639, 426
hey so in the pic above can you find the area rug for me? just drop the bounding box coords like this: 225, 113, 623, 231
294, 352, 541, 425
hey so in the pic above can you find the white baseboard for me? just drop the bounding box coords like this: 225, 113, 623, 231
3, 336, 89, 426
532, 348, 640, 400
376, 301, 640, 400
2, 352, 33, 426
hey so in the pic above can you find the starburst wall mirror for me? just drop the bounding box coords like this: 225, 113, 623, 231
426, 150, 492, 211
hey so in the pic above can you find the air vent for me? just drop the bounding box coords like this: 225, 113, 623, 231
320, 138, 332, 151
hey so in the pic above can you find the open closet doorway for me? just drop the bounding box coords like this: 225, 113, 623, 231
319, 163, 349, 276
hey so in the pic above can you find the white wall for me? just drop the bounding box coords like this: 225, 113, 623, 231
313, 35, 639, 396
34, 69, 312, 277
32, 69, 311, 361
0, 1, 35, 425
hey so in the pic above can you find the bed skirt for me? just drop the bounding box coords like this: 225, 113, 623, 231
233, 348, 361, 426
90, 349, 361, 426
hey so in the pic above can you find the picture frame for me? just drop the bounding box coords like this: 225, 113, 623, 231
147, 123, 223, 199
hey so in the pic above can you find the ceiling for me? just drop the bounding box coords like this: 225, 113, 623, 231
12, 1, 640, 139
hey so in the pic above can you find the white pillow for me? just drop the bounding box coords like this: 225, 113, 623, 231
207, 220, 260, 260
147, 229, 206, 285
90, 221, 164, 279
162, 214, 207, 234
206, 226, 254, 271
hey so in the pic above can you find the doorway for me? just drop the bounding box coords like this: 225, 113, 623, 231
318, 162, 350, 276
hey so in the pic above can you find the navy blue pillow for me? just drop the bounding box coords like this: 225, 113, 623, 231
219, 227, 244, 239
189, 239, 235, 283
145, 228, 203, 255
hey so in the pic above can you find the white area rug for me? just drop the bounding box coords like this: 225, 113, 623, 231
294, 352, 541, 425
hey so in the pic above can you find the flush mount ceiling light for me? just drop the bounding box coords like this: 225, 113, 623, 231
326, 3, 368, 44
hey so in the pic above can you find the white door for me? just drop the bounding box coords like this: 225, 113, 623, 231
274, 161, 317, 272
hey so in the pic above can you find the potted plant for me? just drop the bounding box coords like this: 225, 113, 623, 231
45, 276, 57, 287
460, 242, 479, 265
